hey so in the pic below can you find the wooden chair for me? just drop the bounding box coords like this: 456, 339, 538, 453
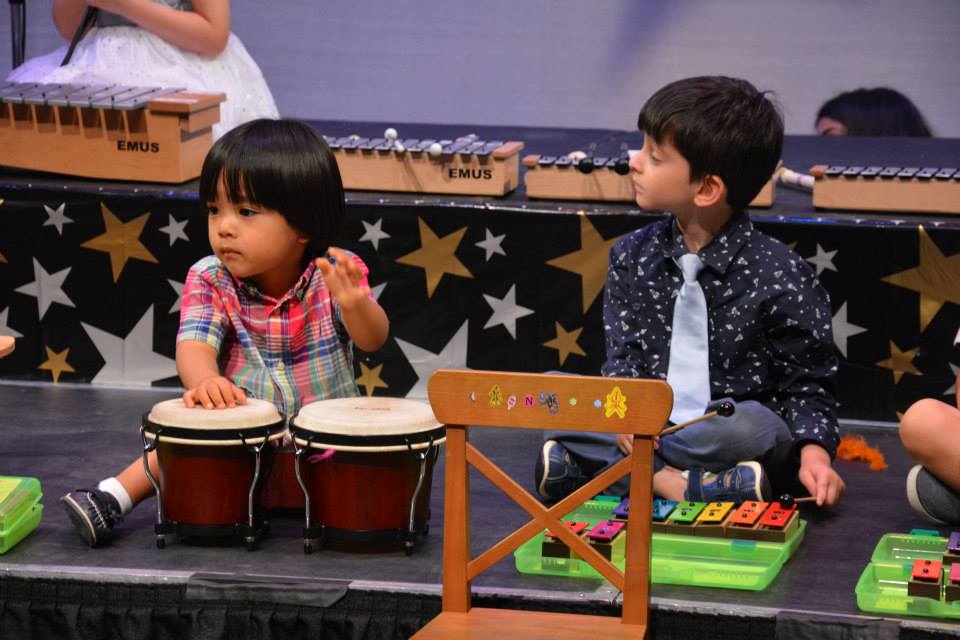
0, 336, 14, 359
413, 369, 672, 640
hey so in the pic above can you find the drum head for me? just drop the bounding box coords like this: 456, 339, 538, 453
292, 397, 444, 452
144, 398, 285, 446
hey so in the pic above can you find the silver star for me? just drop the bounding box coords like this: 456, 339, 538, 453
0, 307, 23, 338
482, 284, 534, 339
395, 321, 469, 400
475, 228, 506, 261
832, 302, 866, 358
82, 305, 176, 385
158, 214, 189, 246
167, 279, 184, 313
806, 243, 838, 276
371, 282, 386, 301
15, 258, 75, 320
43, 203, 73, 235
359, 218, 390, 251
943, 363, 959, 397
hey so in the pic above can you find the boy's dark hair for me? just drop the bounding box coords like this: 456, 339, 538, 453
199, 119, 345, 260
638, 76, 783, 210
816, 87, 932, 137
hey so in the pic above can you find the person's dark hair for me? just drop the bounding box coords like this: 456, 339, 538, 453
199, 119, 345, 260
816, 88, 932, 137
638, 76, 783, 211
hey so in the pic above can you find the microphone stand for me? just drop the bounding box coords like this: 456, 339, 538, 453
9, 0, 25, 70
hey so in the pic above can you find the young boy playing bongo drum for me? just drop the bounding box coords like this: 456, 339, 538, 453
62, 119, 389, 546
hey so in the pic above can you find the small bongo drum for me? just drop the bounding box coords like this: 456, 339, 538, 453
290, 397, 444, 554
141, 398, 285, 549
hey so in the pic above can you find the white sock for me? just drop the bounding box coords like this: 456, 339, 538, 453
98, 477, 133, 515
681, 470, 690, 480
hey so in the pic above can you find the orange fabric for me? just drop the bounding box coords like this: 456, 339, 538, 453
836, 433, 888, 471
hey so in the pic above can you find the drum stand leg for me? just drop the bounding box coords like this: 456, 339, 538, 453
293, 436, 320, 554
405, 437, 439, 555
140, 426, 169, 549
243, 436, 268, 551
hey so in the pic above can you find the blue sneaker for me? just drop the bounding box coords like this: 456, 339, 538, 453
685, 461, 770, 503
535, 440, 587, 501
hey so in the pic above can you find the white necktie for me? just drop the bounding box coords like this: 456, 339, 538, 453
666, 253, 710, 423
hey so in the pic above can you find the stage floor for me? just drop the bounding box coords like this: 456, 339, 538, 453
1, 382, 959, 638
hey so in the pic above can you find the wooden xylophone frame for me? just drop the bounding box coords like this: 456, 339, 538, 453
0, 82, 225, 183
522, 153, 775, 207
810, 164, 960, 214
328, 136, 525, 196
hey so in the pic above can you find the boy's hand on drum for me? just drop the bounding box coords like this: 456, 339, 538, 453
183, 376, 247, 409
316, 247, 370, 310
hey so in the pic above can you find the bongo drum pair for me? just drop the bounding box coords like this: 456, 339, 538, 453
141, 396, 444, 553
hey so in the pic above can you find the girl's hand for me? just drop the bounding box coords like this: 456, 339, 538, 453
798, 443, 846, 506
183, 376, 247, 409
316, 247, 370, 310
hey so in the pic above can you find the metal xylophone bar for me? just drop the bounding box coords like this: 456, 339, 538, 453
323, 135, 505, 157
821, 165, 959, 181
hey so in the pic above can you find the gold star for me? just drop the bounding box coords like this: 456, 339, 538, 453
397, 218, 473, 298
356, 362, 388, 396
38, 346, 75, 382
882, 226, 960, 332
787, 241, 798, 251
546, 212, 620, 313
80, 203, 158, 282
543, 321, 586, 365
876, 341, 921, 384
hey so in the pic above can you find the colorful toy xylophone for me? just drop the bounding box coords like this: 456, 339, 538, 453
324, 130, 524, 196
906, 531, 960, 603
0, 82, 224, 183
809, 164, 960, 215
523, 151, 775, 206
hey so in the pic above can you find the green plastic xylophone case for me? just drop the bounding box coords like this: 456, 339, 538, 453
0, 475, 43, 554
514, 498, 805, 591
856, 531, 960, 619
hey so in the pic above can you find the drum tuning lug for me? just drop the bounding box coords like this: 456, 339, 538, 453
156, 536, 166, 549
404, 541, 415, 556
304, 541, 313, 555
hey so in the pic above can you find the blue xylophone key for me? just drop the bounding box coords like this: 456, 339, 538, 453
652, 498, 678, 522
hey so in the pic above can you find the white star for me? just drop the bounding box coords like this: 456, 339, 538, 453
158, 214, 189, 246
832, 302, 867, 358
43, 203, 73, 235
359, 218, 390, 251
371, 282, 386, 301
15, 258, 75, 320
482, 284, 534, 340
0, 307, 23, 338
167, 279, 184, 313
82, 306, 176, 385
395, 320, 469, 400
475, 228, 506, 261
944, 363, 959, 397
806, 243, 837, 276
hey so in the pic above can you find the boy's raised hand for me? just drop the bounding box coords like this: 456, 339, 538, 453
798, 443, 846, 507
183, 375, 247, 409
316, 247, 370, 310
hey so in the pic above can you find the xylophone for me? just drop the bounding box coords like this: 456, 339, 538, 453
907, 531, 960, 602
0, 81, 225, 183
810, 164, 960, 215
324, 129, 524, 196
523, 150, 775, 207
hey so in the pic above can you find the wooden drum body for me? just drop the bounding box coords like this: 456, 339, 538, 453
141, 398, 285, 549
291, 397, 445, 554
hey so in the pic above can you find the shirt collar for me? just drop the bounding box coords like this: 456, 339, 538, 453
660, 210, 753, 274
234, 261, 316, 303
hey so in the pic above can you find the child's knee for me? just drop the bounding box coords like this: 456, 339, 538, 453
900, 398, 954, 456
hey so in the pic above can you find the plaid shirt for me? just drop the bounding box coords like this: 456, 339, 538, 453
177, 254, 366, 417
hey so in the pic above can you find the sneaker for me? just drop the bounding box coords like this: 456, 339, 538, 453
685, 461, 771, 503
535, 440, 587, 501
61, 489, 123, 547
906, 465, 960, 525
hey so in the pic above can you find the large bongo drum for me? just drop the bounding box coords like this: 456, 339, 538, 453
141, 398, 285, 549
290, 397, 445, 554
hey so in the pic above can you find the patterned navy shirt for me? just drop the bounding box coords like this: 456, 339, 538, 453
602, 212, 840, 455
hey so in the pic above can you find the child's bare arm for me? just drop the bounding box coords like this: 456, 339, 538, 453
176, 340, 246, 408
52, 0, 91, 42
317, 249, 389, 352
83, 0, 230, 56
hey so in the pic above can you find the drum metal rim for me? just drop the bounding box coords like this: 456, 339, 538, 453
290, 424, 446, 451
142, 414, 287, 447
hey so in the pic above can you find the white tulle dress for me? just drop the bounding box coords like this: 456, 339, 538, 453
6, 0, 279, 139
